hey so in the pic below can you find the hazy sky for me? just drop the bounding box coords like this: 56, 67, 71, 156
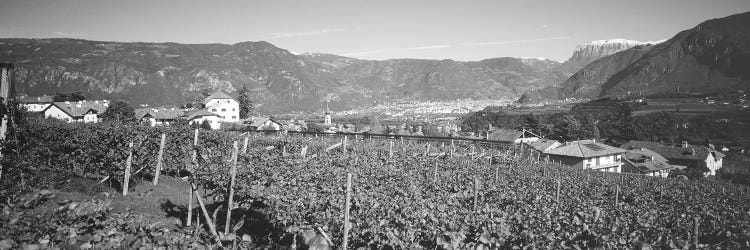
1, 0, 748, 61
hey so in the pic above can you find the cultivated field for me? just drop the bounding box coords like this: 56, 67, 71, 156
2, 120, 750, 249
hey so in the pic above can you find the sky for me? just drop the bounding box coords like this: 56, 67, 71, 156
1, 0, 749, 62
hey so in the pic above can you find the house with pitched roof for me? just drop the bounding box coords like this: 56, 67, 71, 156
242, 116, 282, 131
42, 100, 109, 123
522, 139, 561, 154
203, 91, 239, 123
186, 110, 220, 129
621, 148, 676, 178
488, 128, 539, 143
545, 140, 627, 173
18, 94, 53, 112
621, 140, 725, 176
135, 108, 185, 127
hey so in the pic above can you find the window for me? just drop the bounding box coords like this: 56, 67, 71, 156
226, 100, 230, 103
211, 109, 217, 112
232, 108, 235, 111
232, 116, 236, 119
221, 108, 226, 112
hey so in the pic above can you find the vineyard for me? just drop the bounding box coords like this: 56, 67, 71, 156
2, 117, 750, 249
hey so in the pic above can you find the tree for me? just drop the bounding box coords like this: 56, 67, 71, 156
237, 84, 254, 118
100, 101, 135, 123
200, 120, 212, 130
548, 114, 599, 141
597, 105, 635, 142
518, 113, 550, 137
53, 92, 86, 102
186, 87, 214, 109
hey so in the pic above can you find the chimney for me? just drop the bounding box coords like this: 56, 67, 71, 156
65, 101, 70, 105
650, 155, 654, 161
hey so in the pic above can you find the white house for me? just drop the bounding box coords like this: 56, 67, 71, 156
42, 100, 109, 123
488, 128, 539, 143
18, 95, 53, 112
545, 140, 627, 173
245, 116, 282, 130
135, 108, 184, 127
622, 141, 725, 176
203, 91, 239, 123
186, 110, 221, 130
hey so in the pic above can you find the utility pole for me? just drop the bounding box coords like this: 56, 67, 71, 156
0, 62, 16, 182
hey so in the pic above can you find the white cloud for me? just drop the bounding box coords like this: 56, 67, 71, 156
341, 36, 571, 58
341, 49, 388, 57
539, 24, 549, 29
407, 44, 452, 50
341, 45, 451, 57
269, 28, 351, 39
461, 36, 571, 47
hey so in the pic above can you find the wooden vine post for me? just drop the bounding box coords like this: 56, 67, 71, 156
693, 217, 699, 246
187, 129, 199, 227
556, 179, 561, 204
191, 182, 224, 247
389, 140, 393, 159
433, 162, 439, 183
153, 133, 167, 185
343, 136, 348, 154
473, 177, 480, 212
615, 185, 620, 207
343, 173, 353, 250
224, 141, 239, 235
122, 141, 134, 196
242, 136, 249, 155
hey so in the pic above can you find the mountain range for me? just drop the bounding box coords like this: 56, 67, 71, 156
2, 12, 747, 112
0, 37, 628, 112
520, 11, 750, 103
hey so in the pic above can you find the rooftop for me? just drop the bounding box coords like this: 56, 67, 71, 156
524, 139, 560, 152
18, 95, 54, 103
202, 91, 235, 104
621, 140, 725, 161
545, 141, 627, 158
135, 108, 184, 120
622, 148, 674, 173
185, 110, 219, 120
45, 101, 109, 117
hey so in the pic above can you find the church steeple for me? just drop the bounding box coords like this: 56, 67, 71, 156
324, 101, 332, 125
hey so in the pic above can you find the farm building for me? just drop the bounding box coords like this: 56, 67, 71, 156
545, 141, 626, 173
203, 91, 239, 123
42, 100, 109, 123
621, 141, 724, 176
18, 94, 53, 112
135, 108, 184, 127
186, 110, 220, 130
488, 128, 538, 143
242, 116, 282, 131
522, 139, 561, 153
621, 148, 675, 178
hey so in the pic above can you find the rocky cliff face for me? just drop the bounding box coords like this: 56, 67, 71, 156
520, 11, 750, 103
555, 39, 657, 74
599, 12, 750, 97
0, 38, 570, 112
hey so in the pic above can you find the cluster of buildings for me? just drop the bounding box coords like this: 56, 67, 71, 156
18, 91, 282, 131
487, 127, 725, 178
